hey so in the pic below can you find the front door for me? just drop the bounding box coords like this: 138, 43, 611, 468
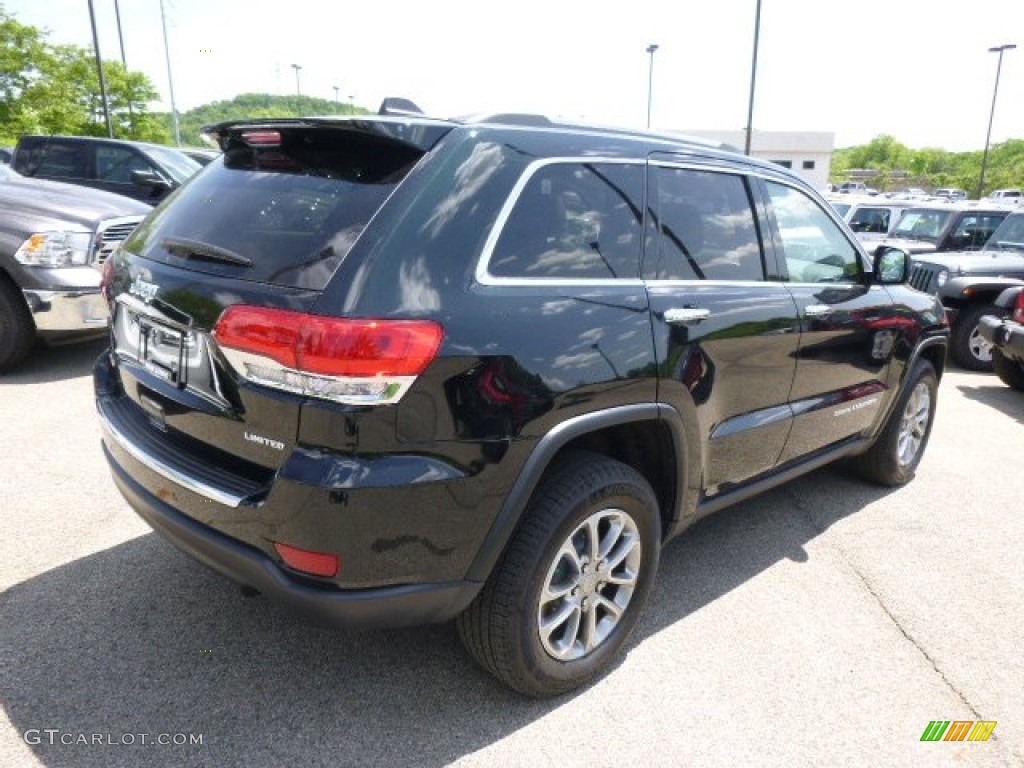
759, 178, 897, 463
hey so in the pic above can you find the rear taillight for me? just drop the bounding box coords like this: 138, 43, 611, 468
1013, 291, 1024, 324
213, 306, 443, 405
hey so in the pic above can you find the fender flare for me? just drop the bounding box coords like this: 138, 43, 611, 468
464, 403, 689, 582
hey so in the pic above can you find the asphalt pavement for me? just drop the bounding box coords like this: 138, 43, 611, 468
2, 339, 1022, 768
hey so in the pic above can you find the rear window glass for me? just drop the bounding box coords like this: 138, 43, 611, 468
123, 128, 424, 290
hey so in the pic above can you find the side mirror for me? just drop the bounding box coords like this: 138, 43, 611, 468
873, 246, 910, 284
130, 169, 170, 189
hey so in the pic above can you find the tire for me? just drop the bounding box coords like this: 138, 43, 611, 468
457, 451, 661, 697
951, 304, 1005, 371
0, 278, 36, 373
851, 359, 938, 486
992, 350, 1024, 391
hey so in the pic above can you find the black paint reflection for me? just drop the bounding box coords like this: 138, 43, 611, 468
446, 357, 554, 439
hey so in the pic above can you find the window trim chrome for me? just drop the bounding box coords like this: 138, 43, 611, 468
475, 156, 647, 287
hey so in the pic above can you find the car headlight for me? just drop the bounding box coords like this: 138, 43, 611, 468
936, 269, 949, 287
14, 231, 92, 267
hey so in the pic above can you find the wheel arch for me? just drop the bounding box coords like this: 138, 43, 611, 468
465, 404, 693, 582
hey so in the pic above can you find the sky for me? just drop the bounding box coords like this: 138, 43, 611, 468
5, 0, 1023, 151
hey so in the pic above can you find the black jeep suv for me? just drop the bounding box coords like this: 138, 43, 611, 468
95, 113, 949, 696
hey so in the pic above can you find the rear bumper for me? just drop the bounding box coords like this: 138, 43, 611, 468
979, 316, 1024, 362
103, 441, 482, 629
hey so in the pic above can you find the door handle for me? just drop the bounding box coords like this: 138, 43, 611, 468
664, 307, 711, 326
804, 304, 833, 318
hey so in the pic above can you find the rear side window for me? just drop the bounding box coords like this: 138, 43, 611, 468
17, 141, 88, 179
489, 162, 645, 279
949, 213, 1007, 249
124, 128, 424, 290
645, 167, 764, 281
848, 206, 890, 234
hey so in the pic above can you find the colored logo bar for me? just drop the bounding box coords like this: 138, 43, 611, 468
921, 720, 997, 742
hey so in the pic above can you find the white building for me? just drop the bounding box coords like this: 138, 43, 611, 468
674, 130, 835, 191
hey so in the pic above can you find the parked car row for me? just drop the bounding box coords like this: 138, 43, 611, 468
10, 135, 202, 204
829, 194, 1024, 371
0, 163, 149, 370
0, 135, 217, 370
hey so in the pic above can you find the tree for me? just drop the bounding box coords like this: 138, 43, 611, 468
1, 5, 169, 143
159, 93, 370, 147
0, 5, 49, 136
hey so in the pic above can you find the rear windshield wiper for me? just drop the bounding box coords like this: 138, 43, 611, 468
161, 236, 252, 266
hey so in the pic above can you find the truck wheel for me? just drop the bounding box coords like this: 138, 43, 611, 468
457, 451, 660, 697
0, 278, 36, 373
992, 350, 1024, 391
852, 359, 937, 486
951, 304, 1005, 371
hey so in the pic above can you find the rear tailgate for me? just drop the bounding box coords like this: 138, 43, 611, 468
102, 119, 451, 495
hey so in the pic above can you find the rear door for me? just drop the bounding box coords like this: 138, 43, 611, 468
758, 178, 897, 462
643, 159, 801, 495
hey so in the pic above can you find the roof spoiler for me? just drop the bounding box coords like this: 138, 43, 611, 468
378, 97, 425, 117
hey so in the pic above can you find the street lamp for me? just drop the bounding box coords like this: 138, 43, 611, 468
291, 63, 303, 96
744, 0, 763, 156
86, 0, 113, 138
333, 85, 340, 105
646, 44, 659, 129
977, 43, 1016, 198
159, 0, 181, 145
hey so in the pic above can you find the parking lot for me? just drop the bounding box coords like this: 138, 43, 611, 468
1, 339, 1022, 768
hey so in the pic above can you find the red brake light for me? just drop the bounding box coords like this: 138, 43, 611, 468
241, 130, 281, 146
273, 542, 339, 578
1013, 291, 1024, 324
213, 306, 443, 404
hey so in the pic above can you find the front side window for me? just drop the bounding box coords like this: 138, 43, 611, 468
766, 181, 861, 284
489, 162, 645, 279
645, 167, 764, 281
96, 146, 156, 184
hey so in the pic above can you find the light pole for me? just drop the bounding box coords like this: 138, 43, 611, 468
333, 85, 340, 105
744, 0, 763, 156
291, 63, 303, 96
646, 44, 659, 129
977, 43, 1016, 198
159, 0, 181, 146
86, 0, 113, 137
